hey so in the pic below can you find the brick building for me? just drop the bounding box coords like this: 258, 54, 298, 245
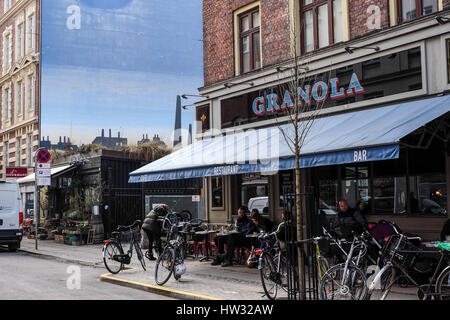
130, 1, 450, 240
0, 0, 40, 180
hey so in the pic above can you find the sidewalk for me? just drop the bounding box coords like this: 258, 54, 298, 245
19, 238, 269, 300
18, 238, 417, 300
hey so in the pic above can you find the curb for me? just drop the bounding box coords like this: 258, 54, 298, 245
100, 272, 226, 301
19, 248, 102, 268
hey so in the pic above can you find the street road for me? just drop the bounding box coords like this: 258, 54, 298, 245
0, 248, 174, 300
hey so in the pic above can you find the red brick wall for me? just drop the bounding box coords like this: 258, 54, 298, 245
349, 0, 390, 40
443, 0, 450, 9
203, 0, 291, 86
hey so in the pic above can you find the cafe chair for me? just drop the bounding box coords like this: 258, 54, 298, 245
187, 240, 200, 259
197, 240, 208, 258
208, 240, 218, 257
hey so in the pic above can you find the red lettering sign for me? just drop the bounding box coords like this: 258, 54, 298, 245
6, 167, 28, 178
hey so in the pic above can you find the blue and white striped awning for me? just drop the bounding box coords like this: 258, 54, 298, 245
129, 95, 450, 183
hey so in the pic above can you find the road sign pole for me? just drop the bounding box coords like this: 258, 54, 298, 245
34, 147, 50, 251
34, 151, 39, 250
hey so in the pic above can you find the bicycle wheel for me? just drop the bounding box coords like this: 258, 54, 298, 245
135, 242, 146, 271
155, 246, 175, 286
260, 253, 279, 300
103, 241, 124, 274
367, 265, 396, 300
436, 266, 450, 300
320, 263, 368, 300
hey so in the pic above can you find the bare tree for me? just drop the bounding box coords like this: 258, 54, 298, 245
273, 16, 332, 300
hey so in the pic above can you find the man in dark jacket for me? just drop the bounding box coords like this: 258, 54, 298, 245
141, 204, 169, 260
331, 200, 366, 240
211, 207, 254, 267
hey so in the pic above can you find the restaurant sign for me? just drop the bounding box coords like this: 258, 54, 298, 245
6, 168, 28, 178
252, 73, 364, 116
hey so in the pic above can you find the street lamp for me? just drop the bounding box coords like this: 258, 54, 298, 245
182, 104, 195, 110
276, 66, 309, 73
436, 15, 450, 25
181, 94, 209, 99
344, 45, 380, 54
224, 81, 254, 88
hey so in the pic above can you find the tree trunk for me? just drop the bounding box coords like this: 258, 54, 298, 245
296, 157, 305, 300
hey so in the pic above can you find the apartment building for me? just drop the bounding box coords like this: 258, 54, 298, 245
0, 0, 40, 180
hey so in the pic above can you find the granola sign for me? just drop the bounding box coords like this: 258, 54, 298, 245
252, 73, 365, 116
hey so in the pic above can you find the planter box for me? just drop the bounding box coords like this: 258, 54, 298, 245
55, 235, 65, 244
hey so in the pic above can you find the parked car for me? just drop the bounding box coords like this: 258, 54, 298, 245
248, 196, 268, 214
0, 181, 23, 252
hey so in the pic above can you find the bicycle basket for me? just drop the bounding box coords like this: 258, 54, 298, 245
382, 234, 418, 268
118, 225, 142, 243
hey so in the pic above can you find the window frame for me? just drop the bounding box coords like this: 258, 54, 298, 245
238, 7, 261, 74
300, 0, 339, 54
27, 13, 35, 52
396, 0, 439, 24
17, 22, 24, 59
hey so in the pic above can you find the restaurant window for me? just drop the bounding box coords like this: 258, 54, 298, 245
239, 8, 261, 74
301, 0, 344, 54
211, 177, 224, 208
373, 177, 407, 215
341, 165, 370, 209
398, 0, 438, 23
409, 173, 447, 215
318, 166, 339, 214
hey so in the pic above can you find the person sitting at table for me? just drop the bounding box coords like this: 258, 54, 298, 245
211, 206, 254, 267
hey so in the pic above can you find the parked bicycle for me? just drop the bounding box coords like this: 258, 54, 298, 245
155, 213, 203, 286
318, 231, 369, 300
102, 220, 146, 274
256, 222, 295, 300
367, 225, 450, 300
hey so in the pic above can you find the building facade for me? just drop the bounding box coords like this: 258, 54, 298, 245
194, 0, 450, 239
0, 0, 40, 180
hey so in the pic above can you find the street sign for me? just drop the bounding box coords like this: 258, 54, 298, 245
37, 163, 51, 169
6, 167, 28, 178
36, 168, 51, 177
36, 161, 51, 186
37, 178, 51, 186
37, 149, 51, 163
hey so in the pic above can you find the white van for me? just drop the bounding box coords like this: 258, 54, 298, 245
248, 196, 269, 214
0, 181, 23, 252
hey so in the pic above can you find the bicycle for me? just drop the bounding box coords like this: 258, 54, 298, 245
154, 213, 203, 286
295, 236, 330, 284
318, 231, 369, 300
102, 220, 146, 274
256, 222, 294, 300
367, 228, 450, 300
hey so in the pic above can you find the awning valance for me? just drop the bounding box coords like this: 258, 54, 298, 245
129, 95, 450, 183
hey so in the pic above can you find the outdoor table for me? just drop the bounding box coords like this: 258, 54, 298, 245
195, 230, 218, 262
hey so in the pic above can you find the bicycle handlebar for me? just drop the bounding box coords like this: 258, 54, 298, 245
116, 220, 142, 232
